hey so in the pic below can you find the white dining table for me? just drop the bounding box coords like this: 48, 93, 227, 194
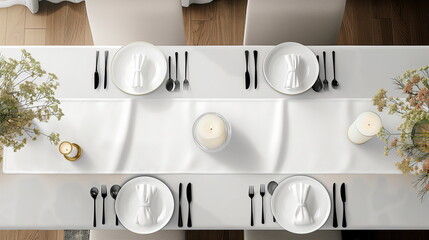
1, 45, 429, 230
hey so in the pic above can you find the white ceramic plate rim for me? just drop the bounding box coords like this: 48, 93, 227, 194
110, 41, 167, 95
263, 42, 319, 95
271, 175, 331, 234
115, 176, 174, 234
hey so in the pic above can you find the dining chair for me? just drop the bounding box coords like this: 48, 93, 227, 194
243, 0, 347, 45
244, 230, 342, 240
85, 0, 186, 45
89, 230, 186, 240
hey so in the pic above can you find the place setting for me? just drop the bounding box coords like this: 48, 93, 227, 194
249, 176, 333, 234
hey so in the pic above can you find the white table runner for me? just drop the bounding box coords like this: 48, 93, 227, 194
3, 98, 401, 174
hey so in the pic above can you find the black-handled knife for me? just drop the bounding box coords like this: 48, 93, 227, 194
253, 50, 258, 89
104, 51, 109, 89
94, 51, 99, 89
332, 183, 338, 228
178, 183, 183, 227
245, 50, 250, 89
341, 183, 347, 228
186, 183, 192, 227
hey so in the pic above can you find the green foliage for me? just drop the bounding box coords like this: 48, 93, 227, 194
373, 66, 429, 200
0, 50, 63, 159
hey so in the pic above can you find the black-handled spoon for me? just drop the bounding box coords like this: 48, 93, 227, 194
323, 51, 328, 91
267, 181, 278, 222
254, 50, 258, 89
90, 187, 99, 227
186, 183, 192, 227
178, 183, 183, 227
245, 50, 250, 89
341, 183, 347, 228
94, 51, 99, 89
166, 56, 175, 91
110, 185, 121, 226
332, 183, 338, 228
101, 185, 107, 225
331, 51, 339, 89
312, 55, 323, 92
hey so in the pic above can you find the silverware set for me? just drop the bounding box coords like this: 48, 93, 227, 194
244, 50, 258, 90
90, 184, 121, 227
248, 183, 271, 226
166, 51, 190, 92
332, 182, 347, 228
312, 51, 339, 92
178, 182, 193, 228
94, 50, 109, 90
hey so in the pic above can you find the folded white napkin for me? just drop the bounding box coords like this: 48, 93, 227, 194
136, 184, 157, 226
289, 182, 313, 225
284, 54, 300, 89
132, 54, 146, 88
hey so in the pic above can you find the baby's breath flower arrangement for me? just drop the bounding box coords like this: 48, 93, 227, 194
373, 65, 429, 200
0, 50, 63, 160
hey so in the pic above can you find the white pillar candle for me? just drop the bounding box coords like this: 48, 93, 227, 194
59, 141, 82, 161
194, 113, 231, 152
348, 112, 382, 144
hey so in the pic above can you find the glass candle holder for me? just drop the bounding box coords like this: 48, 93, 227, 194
193, 112, 232, 153
59, 141, 82, 161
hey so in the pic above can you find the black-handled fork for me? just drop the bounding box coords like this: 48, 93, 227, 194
323, 51, 328, 91
183, 51, 189, 90
260, 184, 265, 224
331, 51, 339, 89
248, 186, 254, 226
175, 52, 180, 91
101, 185, 107, 225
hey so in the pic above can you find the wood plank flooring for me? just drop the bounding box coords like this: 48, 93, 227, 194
0, 0, 427, 239
0, 1, 93, 45
0, 230, 63, 240
338, 0, 429, 44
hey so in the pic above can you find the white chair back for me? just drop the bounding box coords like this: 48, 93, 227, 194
85, 0, 186, 45
244, 0, 346, 45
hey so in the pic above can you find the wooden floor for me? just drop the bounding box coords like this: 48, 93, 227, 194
0, 0, 427, 239
0, 231, 63, 240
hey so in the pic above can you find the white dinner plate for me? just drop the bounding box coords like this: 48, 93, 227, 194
263, 42, 319, 95
110, 42, 167, 95
115, 176, 174, 234
271, 175, 331, 234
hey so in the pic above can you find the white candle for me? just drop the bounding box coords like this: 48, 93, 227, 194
348, 112, 382, 144
194, 113, 230, 151
59, 141, 81, 160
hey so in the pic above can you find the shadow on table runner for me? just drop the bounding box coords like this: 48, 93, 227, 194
281, 99, 401, 174
3, 98, 401, 174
